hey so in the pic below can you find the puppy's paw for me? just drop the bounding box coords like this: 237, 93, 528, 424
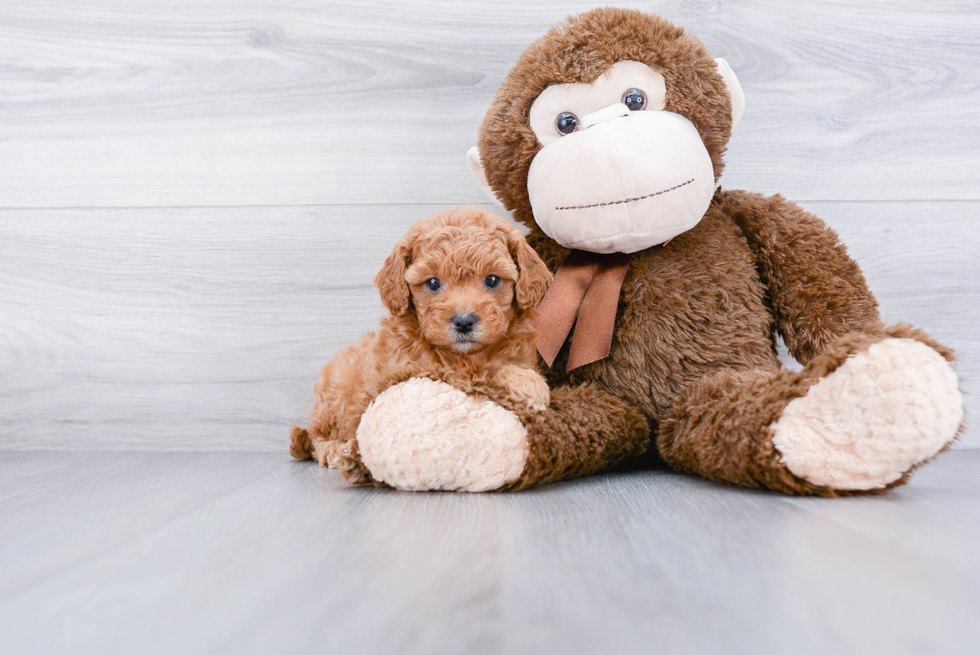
289, 426, 313, 460
312, 438, 355, 468
313, 437, 373, 485
493, 365, 551, 412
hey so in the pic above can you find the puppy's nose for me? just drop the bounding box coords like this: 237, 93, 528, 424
451, 313, 478, 334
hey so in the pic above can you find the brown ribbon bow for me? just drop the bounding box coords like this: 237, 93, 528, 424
535, 250, 633, 370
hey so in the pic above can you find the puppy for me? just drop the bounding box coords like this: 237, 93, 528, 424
290, 208, 553, 482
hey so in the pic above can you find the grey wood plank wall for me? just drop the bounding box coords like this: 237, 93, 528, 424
1, 1, 978, 450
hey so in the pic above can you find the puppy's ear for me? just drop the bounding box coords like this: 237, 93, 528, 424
499, 223, 552, 311
375, 229, 416, 316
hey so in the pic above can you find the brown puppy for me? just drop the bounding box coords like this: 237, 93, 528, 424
290, 208, 552, 483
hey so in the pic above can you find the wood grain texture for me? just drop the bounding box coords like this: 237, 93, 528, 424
0, 2, 977, 453
0, 452, 284, 604
0, 0, 978, 207
785, 450, 980, 582
0, 450, 978, 654
498, 454, 980, 655
1, 201, 976, 450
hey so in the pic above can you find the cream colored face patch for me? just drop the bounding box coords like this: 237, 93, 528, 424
521, 59, 738, 254
469, 58, 744, 253
526, 110, 715, 253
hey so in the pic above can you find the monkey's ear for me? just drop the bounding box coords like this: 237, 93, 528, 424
714, 58, 745, 130
374, 231, 415, 316
467, 147, 503, 205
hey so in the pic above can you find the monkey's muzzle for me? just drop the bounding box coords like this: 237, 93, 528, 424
526, 109, 716, 254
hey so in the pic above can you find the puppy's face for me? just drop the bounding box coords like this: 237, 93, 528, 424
405, 228, 519, 353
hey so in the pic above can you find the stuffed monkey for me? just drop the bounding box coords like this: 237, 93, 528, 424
351, 7, 963, 495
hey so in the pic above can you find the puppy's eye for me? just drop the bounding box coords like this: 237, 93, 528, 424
484, 275, 501, 290
555, 112, 579, 135
622, 88, 647, 111
425, 278, 441, 292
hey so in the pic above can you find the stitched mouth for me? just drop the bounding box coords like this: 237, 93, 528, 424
555, 178, 695, 211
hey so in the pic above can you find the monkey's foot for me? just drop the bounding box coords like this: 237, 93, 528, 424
356, 378, 529, 492
771, 337, 962, 491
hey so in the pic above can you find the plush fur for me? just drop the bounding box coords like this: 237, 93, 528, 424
772, 337, 962, 490
356, 365, 650, 491
657, 324, 960, 496
468, 7, 962, 494
289, 208, 552, 483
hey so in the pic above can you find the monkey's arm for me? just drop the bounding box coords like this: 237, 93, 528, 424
501, 383, 650, 490
352, 372, 650, 492
719, 189, 880, 364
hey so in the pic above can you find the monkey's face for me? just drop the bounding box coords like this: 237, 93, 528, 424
470, 9, 745, 255
524, 60, 738, 254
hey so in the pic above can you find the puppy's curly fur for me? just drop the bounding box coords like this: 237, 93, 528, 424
290, 208, 553, 483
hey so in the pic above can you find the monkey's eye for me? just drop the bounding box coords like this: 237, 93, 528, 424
425, 278, 441, 292
622, 88, 647, 111
555, 112, 579, 135
484, 274, 501, 290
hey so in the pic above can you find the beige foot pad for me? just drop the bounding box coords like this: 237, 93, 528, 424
772, 338, 962, 490
356, 378, 529, 492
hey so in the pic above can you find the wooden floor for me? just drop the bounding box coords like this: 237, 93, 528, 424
0, 449, 977, 655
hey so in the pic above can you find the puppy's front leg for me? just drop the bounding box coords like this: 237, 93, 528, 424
492, 365, 550, 412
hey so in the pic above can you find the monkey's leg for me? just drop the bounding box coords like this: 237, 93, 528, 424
355, 376, 649, 492
657, 326, 963, 496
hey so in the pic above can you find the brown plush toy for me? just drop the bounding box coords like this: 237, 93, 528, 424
351, 7, 963, 495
